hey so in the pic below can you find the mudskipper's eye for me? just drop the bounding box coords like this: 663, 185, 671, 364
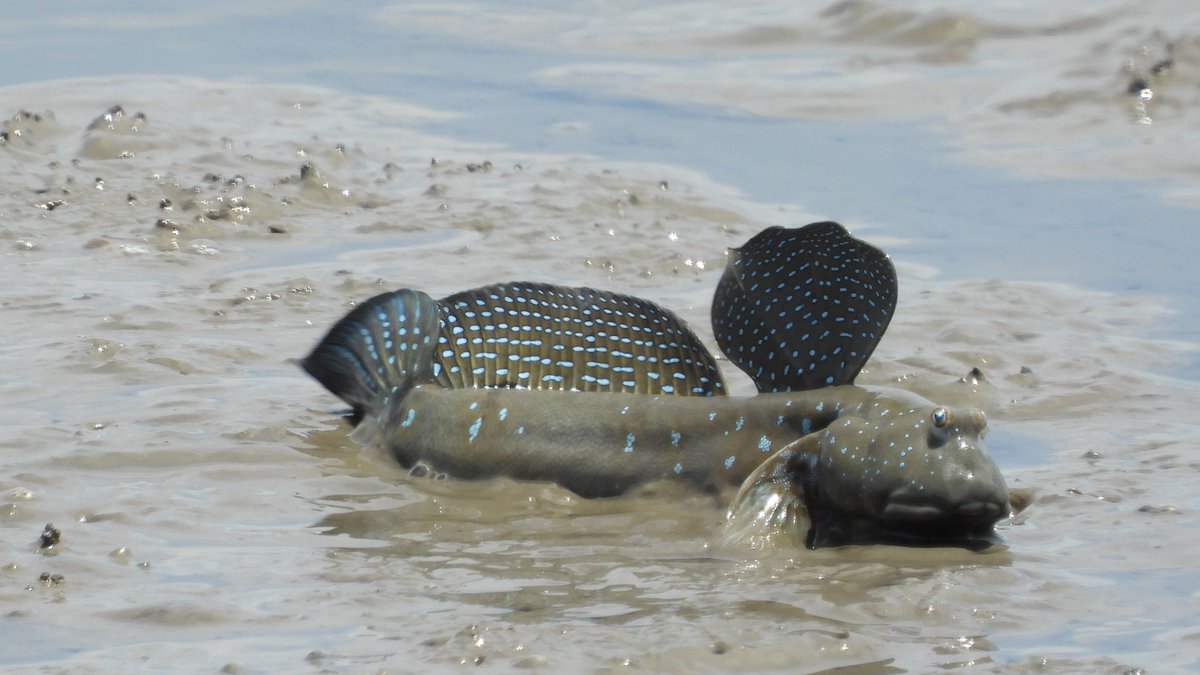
931, 407, 950, 428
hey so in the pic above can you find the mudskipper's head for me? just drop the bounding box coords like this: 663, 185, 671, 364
806, 394, 1009, 548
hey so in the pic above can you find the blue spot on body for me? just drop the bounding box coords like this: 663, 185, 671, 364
624, 433, 636, 454
724, 455, 735, 469
468, 417, 483, 443
498, 407, 507, 421
735, 416, 745, 432
801, 418, 812, 435
670, 431, 681, 447
758, 435, 771, 453
400, 408, 416, 428
673, 463, 683, 475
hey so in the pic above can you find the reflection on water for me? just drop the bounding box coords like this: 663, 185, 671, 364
1, 1, 1199, 672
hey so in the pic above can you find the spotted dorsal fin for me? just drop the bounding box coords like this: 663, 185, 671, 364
302, 289, 442, 424
434, 282, 725, 396
711, 222, 897, 392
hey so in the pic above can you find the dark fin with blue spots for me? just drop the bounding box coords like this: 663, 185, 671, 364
711, 222, 897, 392
302, 289, 441, 425
435, 282, 725, 396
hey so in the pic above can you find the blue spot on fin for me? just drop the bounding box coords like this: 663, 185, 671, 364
710, 222, 896, 392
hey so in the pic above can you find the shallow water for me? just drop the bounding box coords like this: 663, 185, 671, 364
2, 2, 1199, 673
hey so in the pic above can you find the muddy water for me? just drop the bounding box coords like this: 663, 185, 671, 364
3, 2, 1200, 673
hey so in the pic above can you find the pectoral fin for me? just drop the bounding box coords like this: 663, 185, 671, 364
718, 435, 822, 551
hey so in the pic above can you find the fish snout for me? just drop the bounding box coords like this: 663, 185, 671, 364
883, 474, 1009, 531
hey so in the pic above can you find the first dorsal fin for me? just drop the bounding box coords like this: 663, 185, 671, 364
711, 221, 897, 392
434, 281, 725, 396
302, 289, 441, 424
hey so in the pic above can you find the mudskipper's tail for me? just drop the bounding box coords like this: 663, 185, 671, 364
301, 289, 441, 424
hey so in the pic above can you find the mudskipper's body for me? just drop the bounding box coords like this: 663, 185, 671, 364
303, 222, 1010, 547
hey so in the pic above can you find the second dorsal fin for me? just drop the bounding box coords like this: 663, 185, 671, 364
435, 281, 725, 396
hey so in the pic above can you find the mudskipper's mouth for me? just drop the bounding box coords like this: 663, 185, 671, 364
880, 481, 1009, 537
808, 493, 1009, 549
883, 497, 1007, 526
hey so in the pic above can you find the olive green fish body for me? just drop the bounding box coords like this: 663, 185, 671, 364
363, 386, 842, 497
302, 222, 1010, 547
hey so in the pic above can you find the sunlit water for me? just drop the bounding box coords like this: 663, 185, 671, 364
2, 2, 1198, 672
